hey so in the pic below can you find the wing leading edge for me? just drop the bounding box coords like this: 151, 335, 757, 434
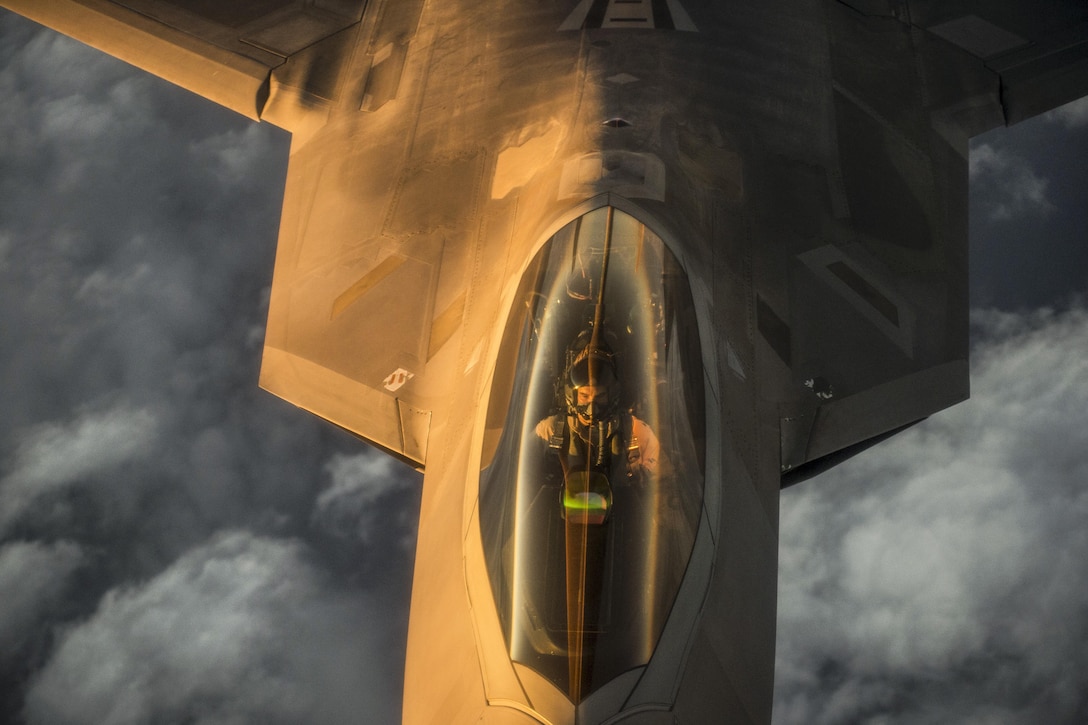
0, 0, 367, 124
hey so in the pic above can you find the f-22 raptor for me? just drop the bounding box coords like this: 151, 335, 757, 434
4, 0, 1086, 722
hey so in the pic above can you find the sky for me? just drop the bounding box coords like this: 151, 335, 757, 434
0, 9, 1086, 725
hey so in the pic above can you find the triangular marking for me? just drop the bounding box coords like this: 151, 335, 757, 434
559, 0, 596, 31
664, 0, 698, 31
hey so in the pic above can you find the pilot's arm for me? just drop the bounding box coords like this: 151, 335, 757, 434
630, 416, 660, 475
534, 414, 561, 443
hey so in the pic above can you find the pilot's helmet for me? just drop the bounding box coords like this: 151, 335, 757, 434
564, 330, 620, 436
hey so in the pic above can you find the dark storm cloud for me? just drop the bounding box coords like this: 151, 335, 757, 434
0, 539, 83, 653
969, 142, 1055, 222
0, 402, 158, 534
0, 19, 285, 439
24, 532, 398, 725
775, 306, 1088, 724
968, 98, 1088, 311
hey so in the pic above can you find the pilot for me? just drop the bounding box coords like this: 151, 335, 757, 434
534, 332, 660, 478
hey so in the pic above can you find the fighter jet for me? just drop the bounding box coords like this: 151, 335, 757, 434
4, 1, 1086, 722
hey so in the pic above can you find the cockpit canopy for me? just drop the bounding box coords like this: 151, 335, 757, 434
479, 206, 706, 703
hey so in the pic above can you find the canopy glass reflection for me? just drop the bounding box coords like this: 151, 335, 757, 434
479, 207, 706, 703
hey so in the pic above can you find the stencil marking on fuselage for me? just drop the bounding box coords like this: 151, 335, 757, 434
559, 0, 697, 31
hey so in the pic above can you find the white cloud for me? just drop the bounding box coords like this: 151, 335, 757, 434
40, 91, 126, 143
0, 540, 83, 652
1045, 94, 1088, 129
968, 142, 1000, 180
775, 306, 1088, 724
312, 453, 415, 547
969, 143, 1054, 221
189, 123, 280, 188
0, 403, 159, 533
24, 532, 395, 725
10, 28, 129, 97
75, 263, 152, 307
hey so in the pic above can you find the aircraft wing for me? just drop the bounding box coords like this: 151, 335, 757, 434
254, 0, 439, 470
908, 0, 1088, 126
0, 0, 367, 127
2, 0, 441, 467
777, 0, 1088, 485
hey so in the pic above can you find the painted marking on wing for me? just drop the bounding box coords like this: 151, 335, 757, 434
330, 254, 405, 320
383, 368, 414, 392
427, 292, 466, 360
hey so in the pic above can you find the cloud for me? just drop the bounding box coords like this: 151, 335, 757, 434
0, 540, 84, 654
24, 532, 398, 725
0, 403, 159, 533
312, 453, 416, 546
969, 143, 1054, 221
0, 14, 418, 723
189, 123, 277, 189
775, 306, 1088, 724
1046, 95, 1088, 129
